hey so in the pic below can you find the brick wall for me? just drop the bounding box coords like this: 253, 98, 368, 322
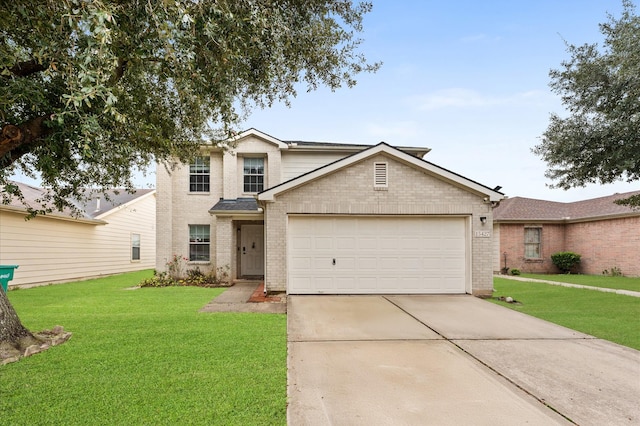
566, 217, 640, 276
498, 223, 565, 274
497, 217, 640, 276
263, 153, 495, 296
156, 149, 223, 275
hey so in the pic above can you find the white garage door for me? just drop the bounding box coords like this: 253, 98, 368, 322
288, 216, 468, 294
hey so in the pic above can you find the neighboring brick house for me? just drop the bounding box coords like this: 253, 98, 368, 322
493, 191, 640, 276
156, 128, 504, 296
0, 182, 156, 287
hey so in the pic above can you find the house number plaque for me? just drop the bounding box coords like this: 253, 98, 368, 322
474, 230, 491, 238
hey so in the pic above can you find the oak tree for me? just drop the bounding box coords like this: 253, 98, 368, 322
534, 0, 640, 207
0, 0, 378, 358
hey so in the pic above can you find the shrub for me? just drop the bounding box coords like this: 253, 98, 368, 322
167, 254, 189, 279
551, 252, 581, 274
510, 268, 521, 276
602, 267, 623, 277
139, 264, 232, 288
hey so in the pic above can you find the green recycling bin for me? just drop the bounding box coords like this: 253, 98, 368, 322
0, 265, 19, 292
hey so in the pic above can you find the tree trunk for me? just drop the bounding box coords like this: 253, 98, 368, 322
0, 289, 43, 361
0, 115, 49, 168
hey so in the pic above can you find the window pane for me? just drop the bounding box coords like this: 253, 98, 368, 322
524, 228, 541, 258
189, 244, 209, 262
524, 228, 541, 243
524, 244, 540, 258
243, 158, 264, 193
189, 225, 210, 261
189, 156, 210, 192
131, 234, 140, 260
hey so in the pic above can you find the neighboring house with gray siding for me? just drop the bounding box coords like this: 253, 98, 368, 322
0, 182, 156, 287
156, 128, 504, 296
493, 191, 640, 276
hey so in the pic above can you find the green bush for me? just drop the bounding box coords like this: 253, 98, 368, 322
551, 252, 581, 273
139, 265, 231, 288
510, 268, 521, 275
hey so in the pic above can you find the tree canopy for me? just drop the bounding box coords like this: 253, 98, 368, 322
534, 0, 640, 207
0, 0, 379, 212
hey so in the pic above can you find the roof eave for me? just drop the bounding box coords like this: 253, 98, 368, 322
495, 211, 640, 224
0, 205, 107, 225
259, 143, 503, 202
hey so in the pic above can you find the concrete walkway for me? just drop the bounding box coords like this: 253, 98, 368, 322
497, 274, 640, 297
288, 295, 640, 425
199, 282, 286, 313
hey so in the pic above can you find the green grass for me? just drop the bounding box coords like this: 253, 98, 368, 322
491, 277, 640, 350
518, 273, 640, 292
1, 271, 287, 425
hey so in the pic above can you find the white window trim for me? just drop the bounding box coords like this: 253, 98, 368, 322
524, 226, 542, 260
240, 155, 266, 195
189, 224, 211, 262
189, 156, 211, 193
131, 233, 141, 262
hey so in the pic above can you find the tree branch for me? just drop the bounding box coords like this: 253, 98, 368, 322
2, 59, 47, 79
0, 116, 49, 168
109, 57, 129, 85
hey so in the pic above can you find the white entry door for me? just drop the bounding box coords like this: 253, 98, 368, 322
240, 224, 264, 276
288, 216, 468, 294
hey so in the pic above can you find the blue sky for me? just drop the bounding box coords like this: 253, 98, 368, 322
239, 0, 637, 202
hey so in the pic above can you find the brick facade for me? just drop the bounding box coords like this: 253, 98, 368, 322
157, 130, 502, 294
262, 153, 496, 296
496, 217, 640, 277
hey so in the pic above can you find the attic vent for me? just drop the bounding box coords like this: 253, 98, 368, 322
373, 162, 388, 188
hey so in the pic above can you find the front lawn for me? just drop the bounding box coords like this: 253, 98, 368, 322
1, 271, 287, 425
517, 273, 640, 292
491, 277, 640, 350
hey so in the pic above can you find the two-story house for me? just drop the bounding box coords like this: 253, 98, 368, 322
156, 129, 503, 297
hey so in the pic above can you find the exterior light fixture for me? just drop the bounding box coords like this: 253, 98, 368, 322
480, 216, 487, 225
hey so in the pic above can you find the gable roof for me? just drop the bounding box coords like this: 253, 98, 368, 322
1, 181, 155, 223
494, 191, 640, 223
258, 142, 504, 202
220, 128, 430, 158
228, 128, 289, 149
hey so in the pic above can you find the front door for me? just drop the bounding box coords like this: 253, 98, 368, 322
240, 224, 264, 276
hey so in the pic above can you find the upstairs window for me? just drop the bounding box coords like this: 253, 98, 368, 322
243, 157, 264, 193
524, 227, 542, 259
190, 156, 210, 192
189, 225, 210, 262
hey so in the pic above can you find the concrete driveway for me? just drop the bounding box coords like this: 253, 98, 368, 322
287, 295, 640, 426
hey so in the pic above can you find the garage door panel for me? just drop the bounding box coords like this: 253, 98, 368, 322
401, 257, 422, 270
291, 236, 312, 250
338, 257, 356, 269
315, 277, 335, 291
336, 237, 356, 250
311, 257, 335, 270
288, 216, 467, 294
357, 257, 378, 270
357, 237, 377, 249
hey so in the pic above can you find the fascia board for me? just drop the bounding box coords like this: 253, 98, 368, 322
231, 128, 288, 149
94, 190, 156, 220
258, 143, 503, 202
0, 205, 107, 225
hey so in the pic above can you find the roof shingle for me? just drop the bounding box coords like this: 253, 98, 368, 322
494, 191, 640, 222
